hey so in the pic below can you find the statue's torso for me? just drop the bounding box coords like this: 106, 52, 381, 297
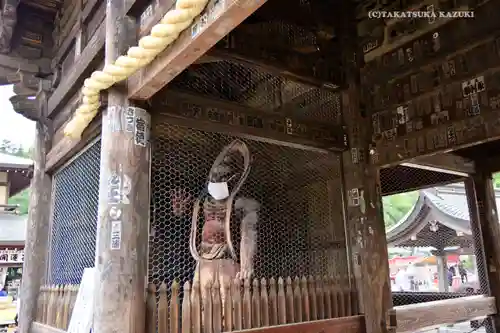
201, 199, 226, 246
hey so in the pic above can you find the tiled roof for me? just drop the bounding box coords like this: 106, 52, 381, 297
423, 190, 470, 221
0, 213, 26, 244
386, 186, 473, 246
0, 153, 32, 168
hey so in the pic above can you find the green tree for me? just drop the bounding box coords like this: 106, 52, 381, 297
2, 145, 33, 215
494, 173, 500, 188
382, 191, 418, 229
8, 189, 30, 215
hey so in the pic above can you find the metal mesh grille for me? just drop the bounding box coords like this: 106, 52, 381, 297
169, 61, 342, 124
380, 165, 464, 196
149, 123, 348, 290
384, 181, 489, 307
48, 140, 100, 284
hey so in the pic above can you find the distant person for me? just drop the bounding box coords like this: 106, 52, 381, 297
448, 266, 454, 286
459, 262, 468, 283
0, 286, 8, 296
15, 298, 19, 326
395, 267, 411, 291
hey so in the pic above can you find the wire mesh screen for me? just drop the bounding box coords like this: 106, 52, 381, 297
48, 140, 100, 284
383, 181, 489, 308
149, 123, 348, 292
380, 165, 464, 196
169, 61, 342, 125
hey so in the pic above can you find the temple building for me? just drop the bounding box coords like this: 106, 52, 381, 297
0, 152, 32, 299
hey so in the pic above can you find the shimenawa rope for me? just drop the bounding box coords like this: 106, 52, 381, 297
63, 0, 210, 139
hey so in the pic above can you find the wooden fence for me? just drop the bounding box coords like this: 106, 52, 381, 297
35, 275, 358, 333
36, 285, 79, 330
146, 275, 359, 333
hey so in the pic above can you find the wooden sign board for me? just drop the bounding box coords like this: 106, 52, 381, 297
153, 90, 347, 152
67, 268, 96, 333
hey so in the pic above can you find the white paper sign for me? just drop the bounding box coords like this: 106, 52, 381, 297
67, 268, 95, 333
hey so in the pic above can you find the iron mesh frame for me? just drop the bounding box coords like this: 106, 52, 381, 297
148, 122, 349, 290
169, 61, 342, 126
47, 139, 101, 285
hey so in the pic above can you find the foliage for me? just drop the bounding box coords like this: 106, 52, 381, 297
0, 139, 33, 158
494, 172, 500, 188
382, 191, 418, 229
0, 139, 32, 215
8, 189, 30, 215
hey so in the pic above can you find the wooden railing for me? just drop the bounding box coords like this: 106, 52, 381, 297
146, 275, 359, 333
36, 285, 79, 330
34, 282, 497, 333
390, 295, 497, 333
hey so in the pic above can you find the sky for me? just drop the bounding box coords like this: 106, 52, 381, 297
0, 85, 36, 148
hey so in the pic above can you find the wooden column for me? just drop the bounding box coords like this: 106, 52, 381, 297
465, 172, 500, 333
339, 3, 392, 333
93, 1, 151, 333
19, 89, 52, 333
435, 251, 449, 292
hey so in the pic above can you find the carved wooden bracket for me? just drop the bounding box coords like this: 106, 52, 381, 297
9, 73, 51, 123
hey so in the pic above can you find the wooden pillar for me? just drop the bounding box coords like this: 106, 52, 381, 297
465, 172, 500, 333
93, 1, 151, 333
339, 3, 392, 333
435, 250, 449, 292
19, 88, 52, 333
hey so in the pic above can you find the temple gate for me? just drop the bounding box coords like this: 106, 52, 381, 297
0, 0, 500, 333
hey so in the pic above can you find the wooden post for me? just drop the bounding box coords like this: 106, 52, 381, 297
19, 87, 52, 333
93, 1, 151, 333
435, 250, 449, 292
339, 2, 392, 333
465, 172, 500, 333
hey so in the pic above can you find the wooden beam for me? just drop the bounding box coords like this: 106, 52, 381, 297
465, 172, 500, 332
53, 19, 81, 66
374, 106, 500, 168
404, 153, 475, 176
362, 2, 470, 63
372, 50, 500, 167
239, 315, 366, 333
82, 0, 102, 22
339, 2, 393, 333
365, 33, 500, 117
361, 0, 500, 85
0, 53, 40, 74
391, 295, 497, 333
127, 0, 270, 100
465, 177, 496, 333
151, 89, 347, 151
93, 2, 150, 333
380, 165, 464, 196
18, 95, 52, 333
47, 21, 105, 117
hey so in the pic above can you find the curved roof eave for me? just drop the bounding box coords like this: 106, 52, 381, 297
422, 191, 470, 235
386, 190, 472, 246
